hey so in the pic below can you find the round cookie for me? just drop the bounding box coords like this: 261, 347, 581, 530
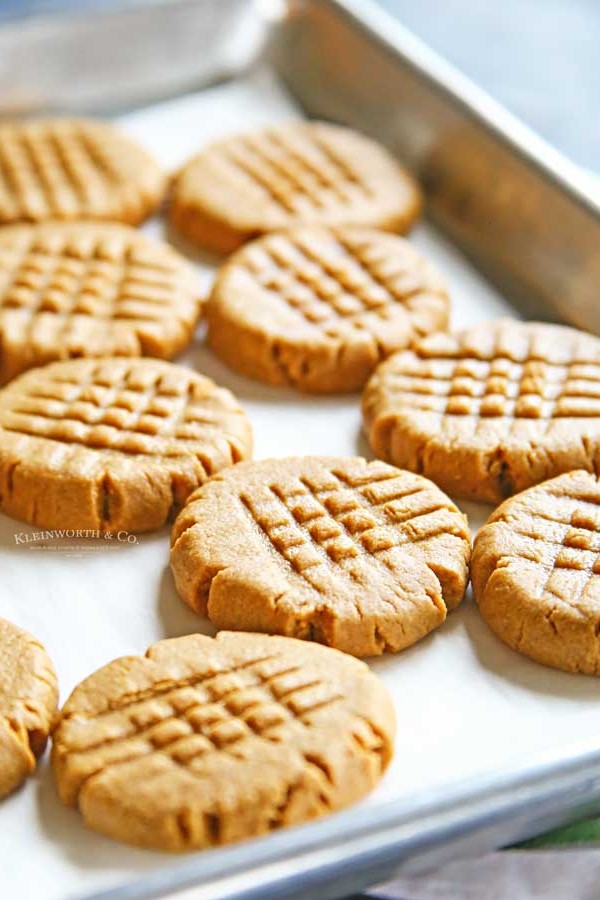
0, 222, 202, 384
170, 456, 471, 657
0, 617, 58, 799
363, 319, 600, 503
0, 118, 165, 226
207, 227, 449, 393
472, 470, 600, 675
52, 631, 395, 851
169, 122, 422, 253
0, 358, 252, 533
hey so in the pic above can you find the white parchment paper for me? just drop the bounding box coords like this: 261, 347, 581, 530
1, 68, 599, 900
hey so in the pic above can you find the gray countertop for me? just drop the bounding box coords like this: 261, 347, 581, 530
377, 0, 600, 172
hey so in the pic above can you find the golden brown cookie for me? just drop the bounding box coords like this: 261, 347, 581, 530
207, 227, 449, 393
0, 358, 252, 533
0, 617, 58, 799
169, 122, 422, 253
472, 470, 600, 675
0, 118, 165, 225
170, 457, 471, 657
0, 222, 202, 384
52, 631, 394, 851
363, 319, 600, 504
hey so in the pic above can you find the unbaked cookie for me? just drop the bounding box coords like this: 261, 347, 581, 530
207, 227, 449, 393
472, 469, 600, 675
169, 122, 422, 253
0, 358, 252, 532
363, 319, 600, 503
170, 456, 471, 657
52, 631, 395, 851
0, 617, 58, 799
0, 118, 165, 225
0, 222, 202, 384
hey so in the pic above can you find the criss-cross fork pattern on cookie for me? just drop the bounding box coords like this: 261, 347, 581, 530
238, 230, 440, 339
472, 470, 600, 673
0, 120, 162, 223
55, 652, 382, 805
0, 361, 244, 460
0, 224, 199, 384
381, 352, 600, 421
223, 129, 373, 215
0, 230, 194, 325
504, 487, 600, 610
238, 465, 461, 594
171, 460, 470, 657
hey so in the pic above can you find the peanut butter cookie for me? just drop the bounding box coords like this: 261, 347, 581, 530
0, 119, 165, 225
363, 319, 600, 503
0, 358, 252, 532
0, 617, 58, 799
472, 470, 600, 675
170, 457, 471, 657
0, 222, 202, 384
52, 631, 394, 851
207, 227, 449, 393
169, 122, 422, 253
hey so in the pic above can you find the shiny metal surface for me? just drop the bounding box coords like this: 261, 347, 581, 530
86, 737, 600, 899
271, 0, 600, 334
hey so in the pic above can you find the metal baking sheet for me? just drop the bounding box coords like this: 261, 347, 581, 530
2, 3, 600, 900
0, 66, 598, 900
271, 0, 600, 336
